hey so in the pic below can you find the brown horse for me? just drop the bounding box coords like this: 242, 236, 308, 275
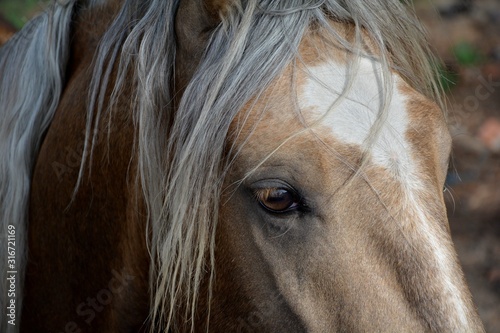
0, 0, 485, 332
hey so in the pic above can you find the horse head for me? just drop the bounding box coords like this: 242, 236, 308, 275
169, 1, 484, 331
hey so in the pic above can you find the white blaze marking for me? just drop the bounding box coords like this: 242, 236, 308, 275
299, 58, 470, 328
299, 58, 412, 175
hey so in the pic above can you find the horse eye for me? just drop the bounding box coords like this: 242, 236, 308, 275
254, 188, 300, 213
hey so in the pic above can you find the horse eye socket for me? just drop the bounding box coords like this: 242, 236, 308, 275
255, 188, 299, 213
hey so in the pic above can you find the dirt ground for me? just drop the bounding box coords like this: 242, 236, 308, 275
416, 1, 500, 331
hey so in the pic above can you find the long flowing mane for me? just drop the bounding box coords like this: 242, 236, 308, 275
0, 3, 75, 331
0, 0, 443, 332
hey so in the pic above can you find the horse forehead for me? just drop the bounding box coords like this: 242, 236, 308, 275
296, 57, 445, 178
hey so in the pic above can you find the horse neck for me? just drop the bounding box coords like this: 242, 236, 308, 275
22, 2, 152, 331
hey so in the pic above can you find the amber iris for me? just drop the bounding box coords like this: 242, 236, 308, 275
255, 188, 299, 213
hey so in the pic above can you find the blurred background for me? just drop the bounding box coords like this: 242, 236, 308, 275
1, 0, 499, 331
416, 1, 500, 331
